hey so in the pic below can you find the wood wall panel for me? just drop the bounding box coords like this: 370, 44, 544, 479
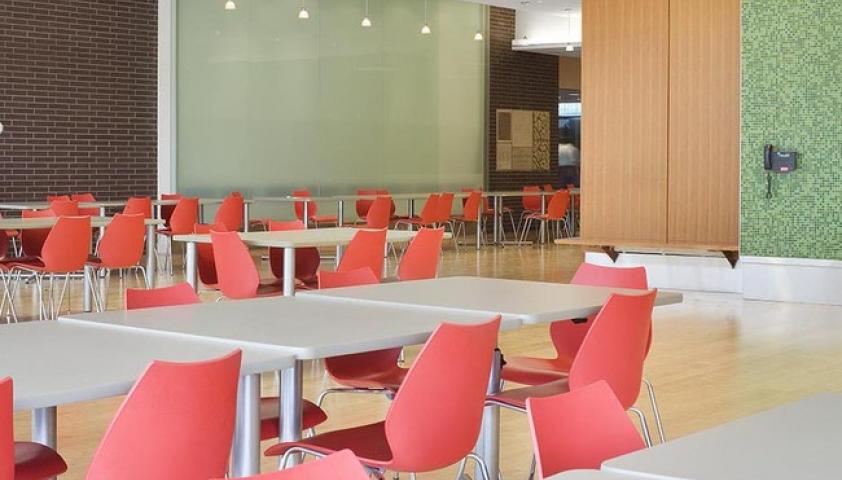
667, 0, 740, 247
581, 0, 670, 243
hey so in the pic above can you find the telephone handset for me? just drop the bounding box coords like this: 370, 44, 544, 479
763, 144, 797, 199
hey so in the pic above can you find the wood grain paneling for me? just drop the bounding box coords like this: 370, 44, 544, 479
668, 0, 740, 247
581, 0, 670, 243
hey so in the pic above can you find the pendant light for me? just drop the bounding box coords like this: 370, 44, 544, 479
225, 0, 236, 10
421, 0, 431, 34
474, 5, 484, 40
361, 0, 372, 27
298, 0, 310, 19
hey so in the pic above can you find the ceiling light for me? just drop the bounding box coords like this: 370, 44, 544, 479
421, 0, 431, 34
225, 0, 236, 10
298, 0, 309, 19
474, 4, 484, 41
566, 45, 574, 52
474, 31, 484, 41
361, 0, 371, 27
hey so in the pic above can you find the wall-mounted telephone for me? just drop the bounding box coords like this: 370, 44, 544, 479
764, 144, 797, 199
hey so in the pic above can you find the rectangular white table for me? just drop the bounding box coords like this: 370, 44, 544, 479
603, 393, 842, 480
61, 294, 519, 471
173, 228, 423, 295
548, 471, 638, 480
0, 321, 294, 477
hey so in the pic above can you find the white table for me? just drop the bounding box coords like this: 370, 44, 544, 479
1, 320, 294, 477
303, 276, 682, 478
173, 228, 422, 295
61, 294, 519, 470
548, 471, 637, 480
0, 216, 164, 307
603, 393, 842, 480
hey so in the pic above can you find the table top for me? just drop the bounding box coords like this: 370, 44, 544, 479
173, 227, 423, 247
0, 321, 294, 411
603, 393, 842, 480
0, 216, 163, 230
0, 198, 235, 210
255, 189, 579, 204
547, 471, 633, 480
59, 295, 520, 360
302, 276, 682, 324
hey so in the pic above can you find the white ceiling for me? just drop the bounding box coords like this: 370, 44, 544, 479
461, 0, 581, 16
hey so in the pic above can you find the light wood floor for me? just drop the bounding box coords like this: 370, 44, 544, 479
10, 244, 842, 479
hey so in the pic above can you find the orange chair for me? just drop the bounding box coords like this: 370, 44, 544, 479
519, 190, 570, 243
48, 200, 80, 216
487, 291, 658, 447
394, 193, 438, 230
159, 193, 183, 228
1, 377, 68, 480
156, 197, 199, 275
292, 189, 337, 227
193, 223, 224, 290
214, 193, 244, 231
266, 317, 502, 479
86, 351, 242, 480
19, 209, 55, 258
451, 190, 484, 246
375, 189, 397, 218
123, 284, 328, 441
212, 449, 369, 480
526, 381, 645, 478
517, 185, 543, 234
86, 214, 147, 310
211, 230, 283, 300
268, 221, 320, 289
364, 196, 392, 229
397, 228, 444, 281
0, 212, 21, 257
317, 267, 379, 290
6, 216, 91, 320
123, 197, 152, 218
355, 189, 378, 222
542, 184, 555, 192
336, 229, 387, 280
72, 192, 100, 216
46, 195, 70, 202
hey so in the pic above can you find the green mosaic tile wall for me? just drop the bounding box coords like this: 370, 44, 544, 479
742, 0, 842, 259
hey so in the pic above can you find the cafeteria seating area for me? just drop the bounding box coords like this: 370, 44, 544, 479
3, 0, 842, 479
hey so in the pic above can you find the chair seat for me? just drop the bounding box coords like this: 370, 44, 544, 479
15, 441, 68, 480
265, 421, 393, 468
3, 258, 47, 272
85, 256, 139, 270
6, 230, 19, 237
394, 218, 431, 226
501, 355, 572, 386
310, 215, 338, 224
329, 364, 407, 391
0, 256, 39, 271
254, 280, 285, 298
486, 378, 571, 410
259, 397, 328, 441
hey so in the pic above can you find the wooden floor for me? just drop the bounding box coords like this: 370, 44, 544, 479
10, 244, 842, 479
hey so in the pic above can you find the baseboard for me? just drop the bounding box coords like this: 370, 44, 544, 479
741, 256, 842, 305
584, 251, 743, 293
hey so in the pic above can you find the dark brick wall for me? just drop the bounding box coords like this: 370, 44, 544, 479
487, 7, 559, 210
0, 0, 158, 202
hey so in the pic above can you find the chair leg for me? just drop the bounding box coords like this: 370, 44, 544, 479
629, 407, 653, 447
643, 377, 666, 443
464, 452, 492, 480
528, 454, 537, 480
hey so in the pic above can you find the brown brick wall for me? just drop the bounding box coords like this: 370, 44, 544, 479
487, 7, 559, 210
0, 0, 158, 202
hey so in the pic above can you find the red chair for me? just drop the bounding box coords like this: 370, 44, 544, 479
292, 189, 337, 227
526, 381, 645, 478
451, 190, 484, 246
375, 189, 397, 218
355, 189, 377, 222
268, 221, 321, 290
1, 377, 68, 480
519, 190, 571, 243
517, 185, 543, 234
211, 230, 283, 300
487, 290, 658, 447
19, 209, 55, 258
72, 192, 100, 216
159, 193, 183, 228
394, 194, 438, 230
47, 200, 80, 216
194, 223, 223, 290
7, 216, 91, 320
123, 284, 328, 440
156, 197, 199, 275
336, 229, 387, 280
214, 193, 244, 231
123, 197, 152, 219
46, 195, 70, 202
397, 228, 444, 281
86, 214, 147, 310
212, 449, 369, 480
266, 316, 502, 479
86, 351, 242, 480
542, 184, 555, 192
364, 196, 392, 229
317, 267, 379, 290
0, 212, 21, 257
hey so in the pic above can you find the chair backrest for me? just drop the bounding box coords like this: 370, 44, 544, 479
41, 216, 91, 272
542, 184, 555, 192
0, 377, 12, 480
417, 194, 439, 225
375, 189, 396, 217
49, 200, 80, 216
526, 381, 645, 478
20, 209, 56, 257
212, 449, 369, 480
365, 196, 392, 229
549, 263, 649, 362
292, 189, 317, 220
211, 230, 259, 299
545, 190, 571, 221
434, 192, 455, 224
169, 197, 200, 235
72, 192, 100, 216
86, 351, 242, 480
123, 197, 152, 219
397, 228, 444, 281
462, 191, 482, 222
318, 267, 380, 289
522, 185, 541, 211
569, 291, 656, 409
194, 223, 222, 287
47, 195, 70, 202
214, 194, 244, 231
125, 283, 200, 310
356, 189, 377, 219
267, 221, 321, 285
97, 214, 145, 269
160, 193, 183, 227
384, 316, 500, 472
337, 229, 387, 280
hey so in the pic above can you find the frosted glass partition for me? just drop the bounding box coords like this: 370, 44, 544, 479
176, 0, 486, 204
